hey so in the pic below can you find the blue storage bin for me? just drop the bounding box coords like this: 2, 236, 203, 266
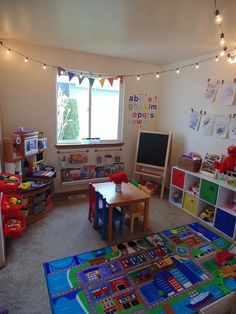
33, 192, 45, 204
33, 203, 45, 215
214, 208, 236, 239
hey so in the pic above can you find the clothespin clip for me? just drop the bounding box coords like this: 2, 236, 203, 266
200, 110, 202, 115
222, 80, 224, 85
208, 78, 210, 82
191, 108, 193, 112
233, 113, 236, 119
234, 78, 236, 84
204, 111, 206, 115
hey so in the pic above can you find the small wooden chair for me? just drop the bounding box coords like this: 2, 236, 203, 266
94, 191, 124, 240
88, 183, 96, 221
125, 184, 151, 233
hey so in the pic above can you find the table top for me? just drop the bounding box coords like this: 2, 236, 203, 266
93, 182, 151, 206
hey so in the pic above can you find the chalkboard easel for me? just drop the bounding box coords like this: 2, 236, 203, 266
133, 130, 172, 199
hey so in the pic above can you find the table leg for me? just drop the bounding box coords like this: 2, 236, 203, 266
108, 205, 113, 242
143, 198, 150, 232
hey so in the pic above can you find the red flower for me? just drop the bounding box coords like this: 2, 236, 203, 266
109, 172, 128, 184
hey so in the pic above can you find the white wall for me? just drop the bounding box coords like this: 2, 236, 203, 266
159, 54, 236, 176
0, 40, 160, 192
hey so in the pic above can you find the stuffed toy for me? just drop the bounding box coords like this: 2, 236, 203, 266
214, 146, 236, 173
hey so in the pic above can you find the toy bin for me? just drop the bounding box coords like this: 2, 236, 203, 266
1, 194, 23, 216
0, 172, 21, 193
3, 216, 25, 238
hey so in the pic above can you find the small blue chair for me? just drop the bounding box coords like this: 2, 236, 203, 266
94, 191, 124, 240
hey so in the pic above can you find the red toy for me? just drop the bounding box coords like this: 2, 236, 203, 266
214, 146, 236, 173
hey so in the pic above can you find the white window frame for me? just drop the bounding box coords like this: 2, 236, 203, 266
56, 75, 124, 145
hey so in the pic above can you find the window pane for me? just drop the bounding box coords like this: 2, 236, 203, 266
57, 75, 89, 142
91, 79, 120, 140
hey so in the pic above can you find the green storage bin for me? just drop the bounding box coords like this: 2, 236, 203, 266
200, 179, 218, 205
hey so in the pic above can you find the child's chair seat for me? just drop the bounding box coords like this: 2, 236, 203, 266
94, 191, 124, 240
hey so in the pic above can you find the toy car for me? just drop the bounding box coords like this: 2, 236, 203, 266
200, 208, 215, 222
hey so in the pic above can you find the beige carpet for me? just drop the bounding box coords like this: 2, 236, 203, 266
0, 194, 195, 314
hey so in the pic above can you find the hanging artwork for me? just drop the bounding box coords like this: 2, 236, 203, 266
199, 113, 215, 136
188, 109, 202, 130
229, 114, 236, 139
204, 79, 219, 102
213, 115, 230, 138
200, 153, 222, 178
219, 82, 236, 106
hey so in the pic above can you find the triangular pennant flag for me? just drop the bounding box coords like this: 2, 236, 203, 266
57, 67, 65, 76
99, 78, 105, 88
119, 75, 124, 84
68, 72, 75, 81
78, 76, 84, 85
89, 78, 95, 87
108, 78, 114, 86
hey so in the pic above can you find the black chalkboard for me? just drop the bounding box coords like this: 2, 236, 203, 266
137, 132, 169, 167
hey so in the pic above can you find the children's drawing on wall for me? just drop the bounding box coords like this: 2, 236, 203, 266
219, 82, 236, 106
128, 93, 158, 128
204, 79, 219, 102
200, 153, 222, 178
188, 109, 202, 130
199, 113, 215, 136
229, 114, 236, 139
213, 115, 230, 138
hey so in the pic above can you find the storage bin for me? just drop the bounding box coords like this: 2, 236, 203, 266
214, 208, 236, 238
178, 156, 202, 172
33, 192, 45, 204
3, 216, 25, 237
171, 168, 185, 189
0, 173, 21, 193
200, 180, 218, 205
33, 203, 45, 215
183, 193, 198, 214
1, 194, 23, 216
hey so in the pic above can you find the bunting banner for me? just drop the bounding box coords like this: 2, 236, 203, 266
89, 78, 95, 87
68, 72, 75, 81
108, 78, 114, 87
78, 76, 84, 85
99, 79, 105, 88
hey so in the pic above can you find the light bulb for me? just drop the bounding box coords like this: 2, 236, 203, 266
60, 69, 64, 75
215, 9, 222, 24
43, 64, 47, 69
156, 72, 160, 78
220, 47, 227, 57
176, 68, 180, 74
220, 33, 225, 46
24, 57, 28, 63
98, 75, 101, 80
7, 48, 11, 54
215, 56, 219, 62
227, 54, 232, 63
137, 75, 140, 80
195, 63, 199, 69
79, 72, 83, 79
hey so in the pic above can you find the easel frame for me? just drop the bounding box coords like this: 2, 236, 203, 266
133, 130, 172, 199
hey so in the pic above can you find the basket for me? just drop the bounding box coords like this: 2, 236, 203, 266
0, 172, 21, 193
1, 194, 23, 216
177, 156, 202, 172
3, 216, 25, 238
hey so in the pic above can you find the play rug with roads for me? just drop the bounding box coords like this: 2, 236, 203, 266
44, 222, 236, 314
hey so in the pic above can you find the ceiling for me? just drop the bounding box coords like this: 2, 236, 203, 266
0, 0, 236, 65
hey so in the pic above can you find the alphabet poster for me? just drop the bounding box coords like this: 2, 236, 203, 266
128, 94, 158, 127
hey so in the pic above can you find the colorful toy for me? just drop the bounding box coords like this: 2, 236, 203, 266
189, 182, 200, 196
214, 146, 236, 173
172, 191, 182, 203
200, 208, 215, 222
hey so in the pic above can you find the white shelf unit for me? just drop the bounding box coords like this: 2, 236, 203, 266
169, 166, 236, 241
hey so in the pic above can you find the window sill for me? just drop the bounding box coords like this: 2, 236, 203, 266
55, 143, 124, 150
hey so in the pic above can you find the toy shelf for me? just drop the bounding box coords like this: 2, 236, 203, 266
169, 166, 236, 241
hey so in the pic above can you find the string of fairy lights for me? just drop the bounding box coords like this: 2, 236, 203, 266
0, 0, 235, 83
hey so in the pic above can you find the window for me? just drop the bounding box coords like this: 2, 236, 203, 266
57, 74, 123, 144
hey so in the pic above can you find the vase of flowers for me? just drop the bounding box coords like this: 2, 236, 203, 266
109, 172, 129, 193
